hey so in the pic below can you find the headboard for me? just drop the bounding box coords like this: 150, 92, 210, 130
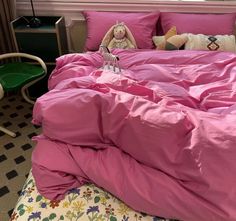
68, 19, 87, 53
67, 13, 236, 53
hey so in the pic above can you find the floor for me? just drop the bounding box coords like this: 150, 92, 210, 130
0, 94, 41, 221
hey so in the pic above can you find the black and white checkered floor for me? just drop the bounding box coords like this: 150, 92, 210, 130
0, 94, 41, 221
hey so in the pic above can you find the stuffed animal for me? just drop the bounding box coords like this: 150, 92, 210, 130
99, 45, 121, 72
152, 26, 188, 50
101, 22, 137, 49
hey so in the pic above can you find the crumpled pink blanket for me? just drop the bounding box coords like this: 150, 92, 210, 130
32, 49, 236, 221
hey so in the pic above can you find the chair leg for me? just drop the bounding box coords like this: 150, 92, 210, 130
21, 86, 35, 104
0, 126, 16, 137
0, 83, 4, 100
21, 75, 46, 104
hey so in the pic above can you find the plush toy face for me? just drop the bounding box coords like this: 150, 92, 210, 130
113, 25, 126, 40
101, 22, 137, 49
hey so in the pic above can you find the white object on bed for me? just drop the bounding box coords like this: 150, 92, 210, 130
101, 64, 122, 74
99, 45, 121, 73
184, 33, 236, 52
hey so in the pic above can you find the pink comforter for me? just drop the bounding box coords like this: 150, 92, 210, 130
32, 49, 236, 221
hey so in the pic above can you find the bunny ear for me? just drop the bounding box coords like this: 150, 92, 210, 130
101, 25, 115, 47
124, 25, 137, 49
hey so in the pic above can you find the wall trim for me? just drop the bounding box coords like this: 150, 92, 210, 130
16, 1, 236, 16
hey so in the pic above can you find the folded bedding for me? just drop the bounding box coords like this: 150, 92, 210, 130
32, 49, 236, 221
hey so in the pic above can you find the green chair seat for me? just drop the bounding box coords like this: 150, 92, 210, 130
0, 62, 45, 92
0, 53, 47, 137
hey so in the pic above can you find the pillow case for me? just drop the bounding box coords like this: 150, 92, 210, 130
184, 33, 236, 52
161, 13, 236, 35
83, 11, 160, 51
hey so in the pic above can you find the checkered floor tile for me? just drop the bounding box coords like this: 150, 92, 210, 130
0, 94, 41, 221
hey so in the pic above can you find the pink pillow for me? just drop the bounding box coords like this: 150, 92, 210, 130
161, 13, 236, 35
83, 11, 160, 51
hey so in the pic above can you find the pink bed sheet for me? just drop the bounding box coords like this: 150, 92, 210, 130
32, 49, 236, 221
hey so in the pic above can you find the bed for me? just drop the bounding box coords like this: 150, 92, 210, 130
11, 10, 236, 221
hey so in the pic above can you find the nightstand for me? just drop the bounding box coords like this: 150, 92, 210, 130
11, 16, 68, 65
10, 16, 68, 97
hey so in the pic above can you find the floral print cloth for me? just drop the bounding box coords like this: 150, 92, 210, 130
10, 171, 177, 221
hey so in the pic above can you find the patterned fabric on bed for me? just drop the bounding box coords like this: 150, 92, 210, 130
10, 172, 175, 221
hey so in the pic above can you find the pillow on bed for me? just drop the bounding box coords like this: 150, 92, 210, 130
184, 33, 236, 52
161, 13, 236, 35
153, 27, 188, 50
83, 11, 160, 51
152, 26, 177, 50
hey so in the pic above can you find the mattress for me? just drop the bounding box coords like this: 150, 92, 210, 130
11, 171, 172, 221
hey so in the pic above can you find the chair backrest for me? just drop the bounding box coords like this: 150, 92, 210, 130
0, 53, 47, 74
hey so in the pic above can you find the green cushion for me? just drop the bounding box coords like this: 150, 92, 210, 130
0, 62, 45, 92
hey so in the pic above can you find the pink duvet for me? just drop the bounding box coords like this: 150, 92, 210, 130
32, 49, 236, 221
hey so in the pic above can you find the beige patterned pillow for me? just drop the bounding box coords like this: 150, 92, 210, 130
184, 33, 236, 52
